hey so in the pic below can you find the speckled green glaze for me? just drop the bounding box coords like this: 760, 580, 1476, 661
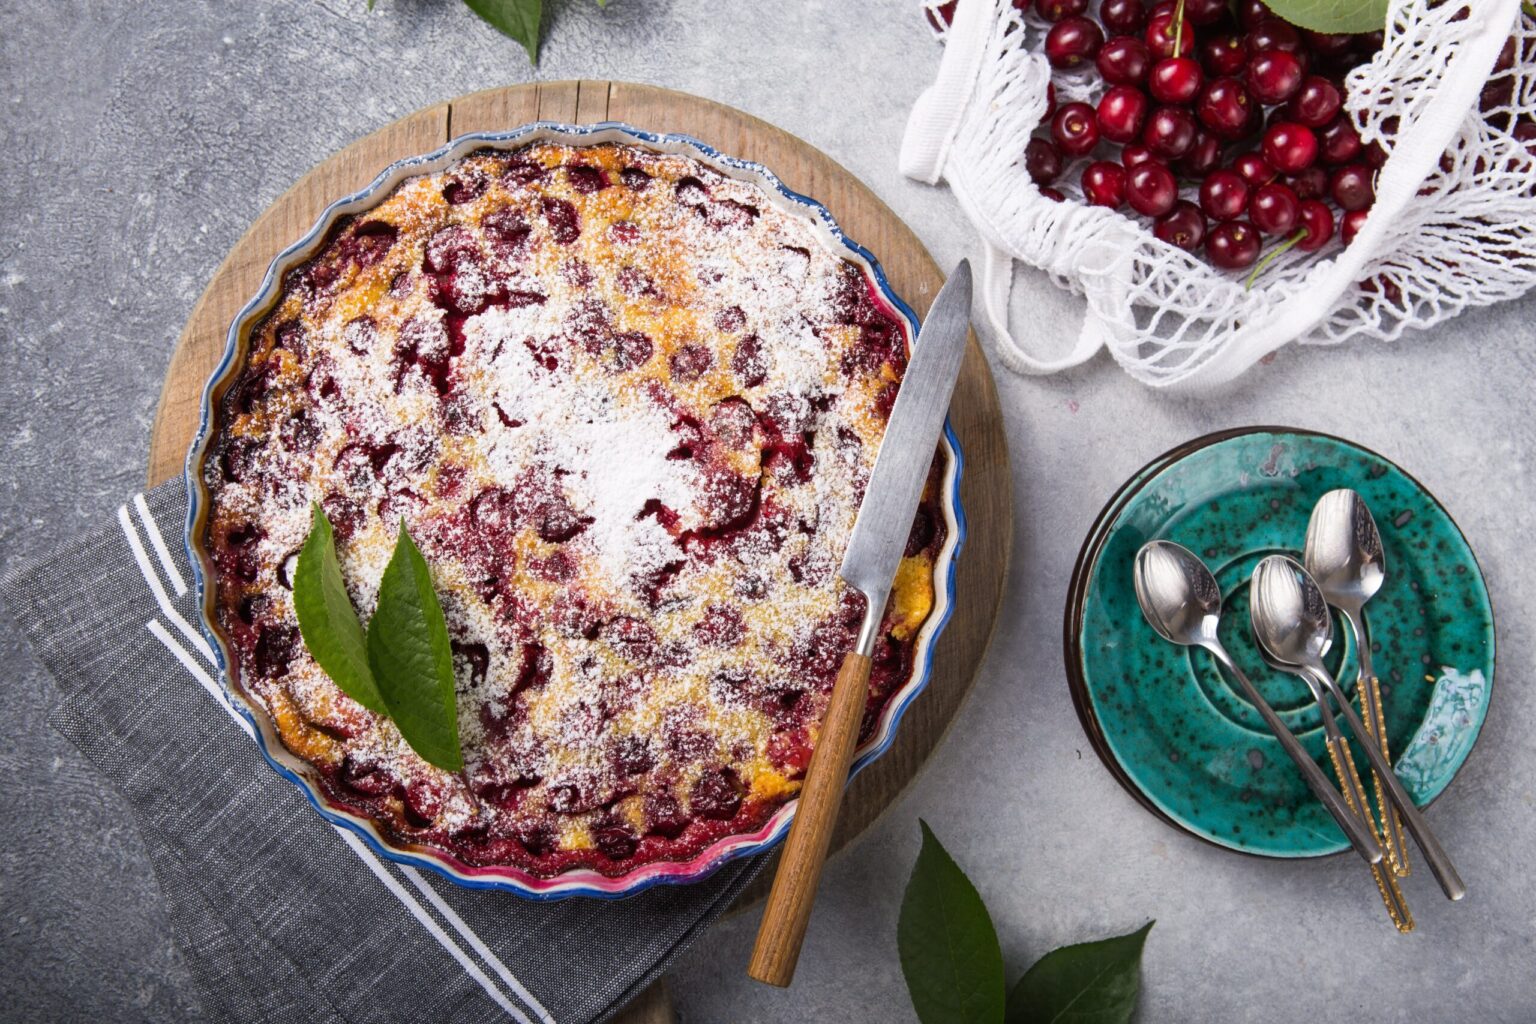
1071, 430, 1495, 858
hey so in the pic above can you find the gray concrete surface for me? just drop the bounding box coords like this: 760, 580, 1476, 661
2, 1, 1533, 1021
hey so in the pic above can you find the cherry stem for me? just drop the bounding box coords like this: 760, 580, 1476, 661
1172, 0, 1186, 50
1524, 0, 1535, 18
1245, 228, 1308, 290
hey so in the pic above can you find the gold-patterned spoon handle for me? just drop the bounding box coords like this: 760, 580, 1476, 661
1327, 736, 1414, 933
1361, 672, 1410, 877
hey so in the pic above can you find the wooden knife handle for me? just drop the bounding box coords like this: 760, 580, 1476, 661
748, 649, 873, 987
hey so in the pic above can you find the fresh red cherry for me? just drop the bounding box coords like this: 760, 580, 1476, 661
1355, 30, 1385, 54
1177, 128, 1222, 176
1233, 151, 1277, 187
1127, 161, 1179, 216
1122, 143, 1157, 167
1097, 85, 1151, 143
1246, 18, 1303, 55
1041, 186, 1067, 202
1329, 163, 1375, 211
1200, 33, 1249, 77
1294, 199, 1335, 252
1318, 115, 1363, 164
1052, 102, 1101, 156
1046, 16, 1105, 69
1206, 220, 1262, 268
1100, 0, 1148, 35
1286, 76, 1343, 127
1246, 49, 1305, 104
1150, 57, 1204, 104
1236, 0, 1274, 28
1036, 0, 1088, 21
1024, 137, 1064, 185
1479, 77, 1514, 116
1097, 36, 1152, 85
1287, 165, 1328, 200
1082, 161, 1129, 208
1197, 77, 1256, 139
1045, 82, 1059, 119
1303, 30, 1356, 62
1200, 169, 1250, 220
1145, 10, 1195, 59
1249, 182, 1300, 235
1183, 0, 1228, 25
1515, 120, 1536, 156
1142, 105, 1198, 158
1154, 200, 1208, 250
1263, 121, 1318, 173
1493, 35, 1518, 73
1340, 208, 1369, 245
1365, 139, 1389, 168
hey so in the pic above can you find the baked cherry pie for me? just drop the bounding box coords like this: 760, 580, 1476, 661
204, 141, 947, 879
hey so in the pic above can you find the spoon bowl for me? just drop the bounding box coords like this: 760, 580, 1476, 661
1249, 554, 1335, 670
1132, 540, 1224, 648
1304, 488, 1386, 611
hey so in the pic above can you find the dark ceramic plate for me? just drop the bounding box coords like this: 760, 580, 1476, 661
1065, 427, 1494, 858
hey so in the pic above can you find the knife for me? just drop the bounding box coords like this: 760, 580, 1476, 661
748, 259, 973, 987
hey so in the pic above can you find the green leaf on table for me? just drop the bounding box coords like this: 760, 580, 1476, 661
293, 503, 386, 714
463, 0, 543, 63
1005, 921, 1154, 1024
899, 821, 1007, 1024
1262, 0, 1388, 34
367, 521, 463, 771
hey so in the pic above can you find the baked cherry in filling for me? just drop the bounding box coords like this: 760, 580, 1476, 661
204, 143, 946, 879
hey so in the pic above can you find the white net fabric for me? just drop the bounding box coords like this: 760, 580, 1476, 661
906, 0, 1534, 388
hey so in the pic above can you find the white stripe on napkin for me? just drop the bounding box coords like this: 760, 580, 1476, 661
119, 504, 214, 662
335, 828, 539, 1024
135, 492, 188, 596
402, 866, 558, 1024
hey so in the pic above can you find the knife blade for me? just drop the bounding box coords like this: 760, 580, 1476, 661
748, 259, 972, 988
840, 257, 972, 646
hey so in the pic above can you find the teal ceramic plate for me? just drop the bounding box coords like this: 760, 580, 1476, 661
1065, 427, 1495, 858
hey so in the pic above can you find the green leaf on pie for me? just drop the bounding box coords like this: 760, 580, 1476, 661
463, 0, 543, 63
899, 821, 1007, 1024
367, 521, 464, 771
293, 503, 386, 714
1005, 921, 1154, 1024
1262, 0, 1388, 34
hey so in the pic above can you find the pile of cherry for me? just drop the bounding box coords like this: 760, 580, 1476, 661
1018, 0, 1391, 272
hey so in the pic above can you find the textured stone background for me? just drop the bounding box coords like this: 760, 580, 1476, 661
3, 1, 1533, 1021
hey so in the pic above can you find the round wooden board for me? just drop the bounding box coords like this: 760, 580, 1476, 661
148, 80, 1011, 1013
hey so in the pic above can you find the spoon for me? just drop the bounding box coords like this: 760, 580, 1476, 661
1132, 541, 1382, 865
1249, 555, 1466, 900
1305, 489, 1409, 876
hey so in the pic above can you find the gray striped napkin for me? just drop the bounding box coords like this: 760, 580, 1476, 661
3, 477, 761, 1024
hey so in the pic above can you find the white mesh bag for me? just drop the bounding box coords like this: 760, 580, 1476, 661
904, 0, 1534, 388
